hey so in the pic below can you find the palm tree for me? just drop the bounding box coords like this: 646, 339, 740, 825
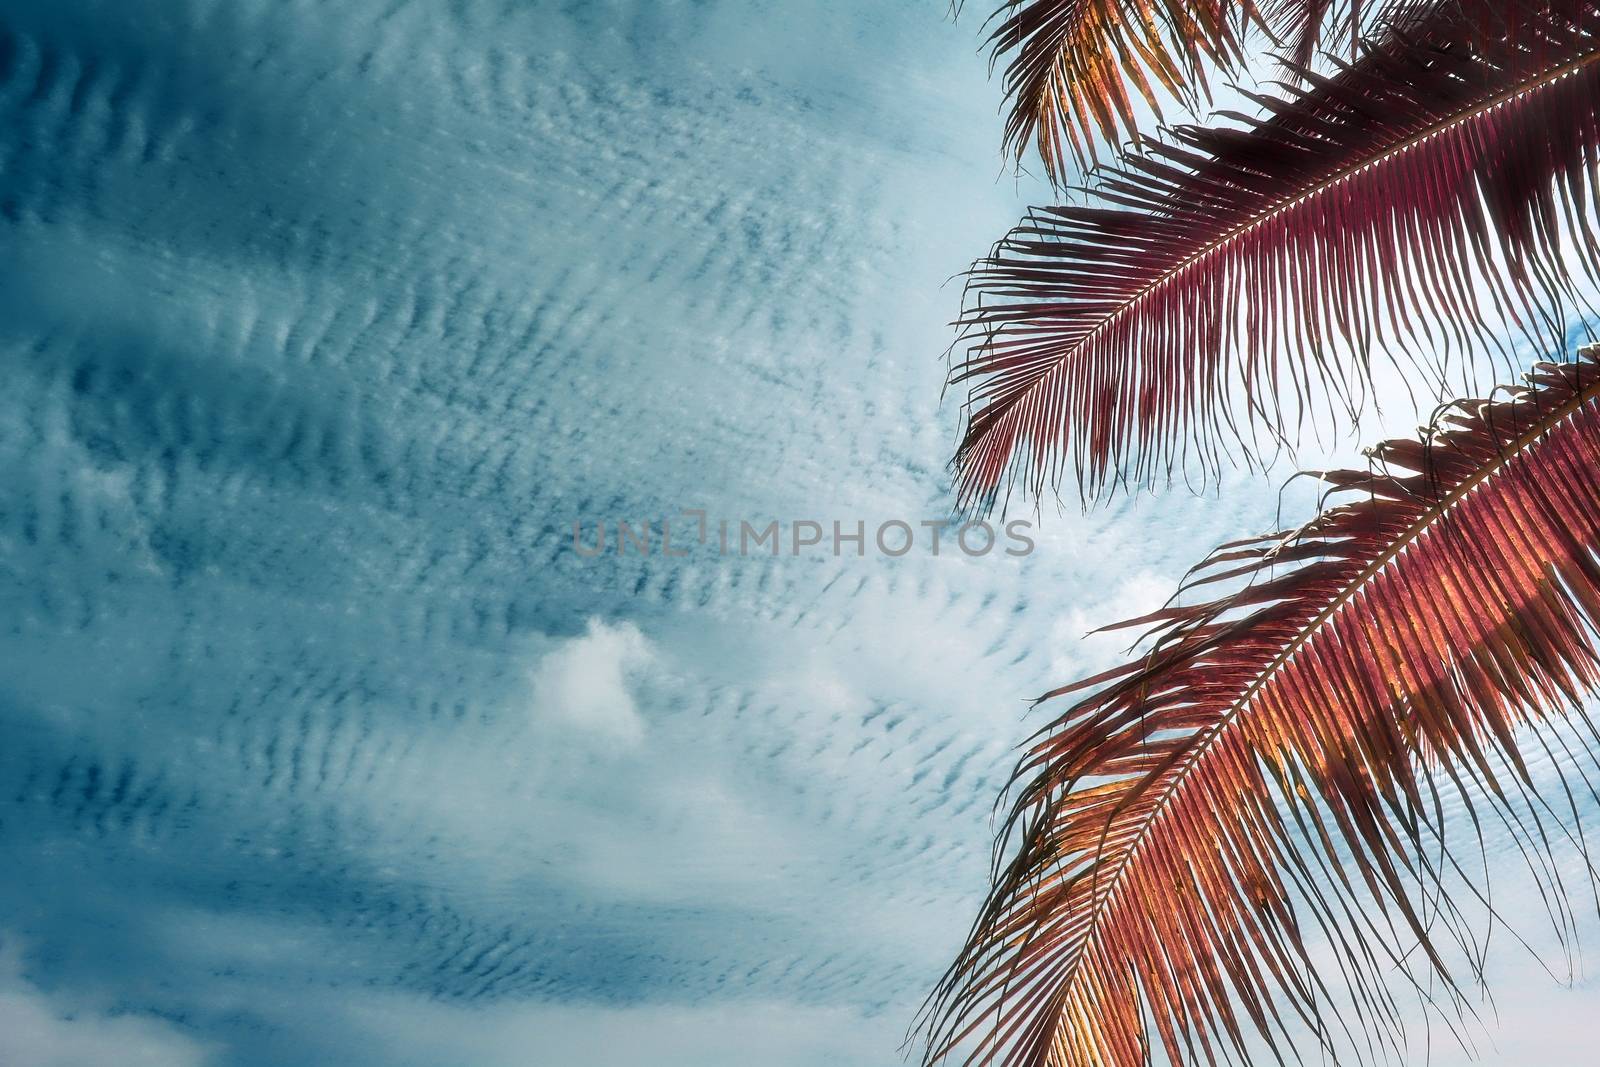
925, 1, 1600, 1064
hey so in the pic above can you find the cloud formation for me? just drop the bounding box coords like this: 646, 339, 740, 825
530, 619, 656, 744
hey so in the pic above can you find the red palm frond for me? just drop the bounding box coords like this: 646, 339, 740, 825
955, 0, 1600, 508
920, 349, 1600, 1066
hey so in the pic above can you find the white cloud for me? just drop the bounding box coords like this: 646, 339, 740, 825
0, 936, 214, 1067
529, 618, 657, 744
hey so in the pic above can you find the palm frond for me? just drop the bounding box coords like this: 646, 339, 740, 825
984, 0, 1244, 181
985, 0, 1389, 181
955, 0, 1600, 508
1262, 0, 1360, 68
919, 348, 1600, 1066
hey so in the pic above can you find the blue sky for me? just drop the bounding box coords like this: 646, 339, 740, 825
1, 1, 1598, 1064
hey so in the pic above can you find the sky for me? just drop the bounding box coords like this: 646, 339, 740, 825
0, 1, 1597, 1065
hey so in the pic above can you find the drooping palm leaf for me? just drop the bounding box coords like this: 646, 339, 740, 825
919, 348, 1600, 1066
955, 0, 1600, 508
983, 0, 1381, 181
983, 0, 1243, 181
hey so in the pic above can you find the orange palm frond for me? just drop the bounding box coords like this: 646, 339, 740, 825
955, 0, 1600, 508
985, 0, 1242, 181
984, 0, 1381, 182
920, 349, 1600, 1066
